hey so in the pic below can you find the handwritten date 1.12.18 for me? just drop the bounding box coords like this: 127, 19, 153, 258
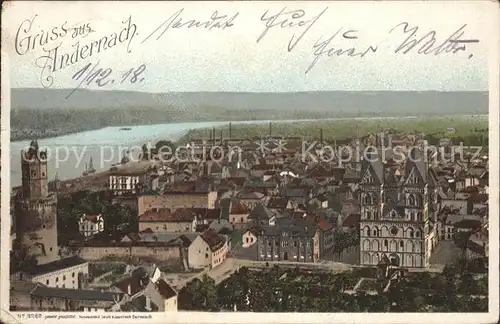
66, 61, 146, 99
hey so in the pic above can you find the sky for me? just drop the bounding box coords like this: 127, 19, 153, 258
1, 1, 496, 92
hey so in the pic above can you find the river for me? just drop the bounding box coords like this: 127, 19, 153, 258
10, 115, 469, 188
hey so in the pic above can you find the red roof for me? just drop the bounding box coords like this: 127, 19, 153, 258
83, 214, 102, 223
305, 214, 333, 231
342, 213, 360, 228
469, 193, 488, 204
230, 201, 250, 214
138, 208, 196, 222
189, 208, 221, 219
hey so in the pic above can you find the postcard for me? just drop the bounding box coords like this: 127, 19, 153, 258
1, 0, 499, 323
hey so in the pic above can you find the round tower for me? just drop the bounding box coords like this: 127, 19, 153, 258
15, 140, 59, 265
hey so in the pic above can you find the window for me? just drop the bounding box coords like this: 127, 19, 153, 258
268, 241, 271, 247
46, 280, 49, 285
205, 253, 208, 258
62, 284, 65, 288
246, 237, 249, 243
240, 217, 244, 223
56, 277, 59, 283
400, 241, 404, 248
416, 231, 420, 238
372, 229, 377, 236
409, 230, 414, 238
366, 228, 371, 237
408, 194, 416, 206
63, 275, 66, 280
293, 241, 297, 247
384, 240, 388, 247
390, 227, 398, 236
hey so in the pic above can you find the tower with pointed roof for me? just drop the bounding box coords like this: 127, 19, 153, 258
15, 140, 59, 265
358, 147, 436, 268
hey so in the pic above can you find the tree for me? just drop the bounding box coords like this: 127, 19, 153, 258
155, 140, 177, 159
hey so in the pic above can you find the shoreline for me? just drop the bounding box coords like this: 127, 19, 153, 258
10, 114, 487, 143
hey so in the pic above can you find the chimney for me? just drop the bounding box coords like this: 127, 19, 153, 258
127, 284, 131, 295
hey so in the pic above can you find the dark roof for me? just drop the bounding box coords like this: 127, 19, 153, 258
30, 286, 120, 302
266, 197, 289, 209
454, 219, 482, 229
200, 230, 226, 252
342, 213, 360, 228
156, 279, 177, 299
23, 256, 87, 276
261, 218, 317, 237
189, 208, 221, 220
114, 268, 149, 296
248, 203, 278, 220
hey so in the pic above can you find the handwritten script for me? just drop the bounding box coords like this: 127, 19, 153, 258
15, 14, 137, 88
141, 8, 239, 43
67, 61, 146, 99
12, 7, 481, 89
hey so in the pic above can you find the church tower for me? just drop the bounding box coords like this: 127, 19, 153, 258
15, 140, 59, 265
359, 147, 431, 268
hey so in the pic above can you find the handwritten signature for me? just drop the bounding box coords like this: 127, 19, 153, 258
305, 29, 377, 74
257, 7, 328, 52
390, 22, 480, 58
142, 8, 239, 43
66, 61, 146, 99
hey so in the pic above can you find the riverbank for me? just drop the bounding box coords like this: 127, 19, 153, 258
179, 115, 488, 143
10, 115, 488, 188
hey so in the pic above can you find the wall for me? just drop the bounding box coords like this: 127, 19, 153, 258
138, 221, 195, 233
211, 239, 229, 268
31, 263, 89, 289
242, 232, 257, 248
138, 192, 217, 216
187, 236, 210, 269
257, 235, 314, 262
229, 213, 250, 225
15, 195, 59, 265
73, 245, 181, 261
164, 296, 178, 312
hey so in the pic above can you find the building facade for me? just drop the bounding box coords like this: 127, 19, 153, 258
14, 140, 59, 265
359, 148, 437, 268
78, 214, 105, 238
256, 218, 319, 263
187, 230, 228, 269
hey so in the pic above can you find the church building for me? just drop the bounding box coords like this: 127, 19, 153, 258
358, 147, 439, 268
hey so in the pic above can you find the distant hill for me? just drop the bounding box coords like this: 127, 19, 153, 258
11, 88, 488, 115
10, 88, 489, 141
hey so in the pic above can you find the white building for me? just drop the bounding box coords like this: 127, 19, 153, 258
109, 165, 158, 195
359, 148, 439, 268
12, 256, 89, 290
78, 214, 104, 238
